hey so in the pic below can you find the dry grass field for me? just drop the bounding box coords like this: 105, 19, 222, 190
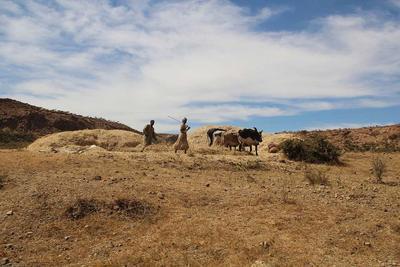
0, 128, 399, 266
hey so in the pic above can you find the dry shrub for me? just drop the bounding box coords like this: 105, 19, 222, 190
66, 198, 155, 220
0, 174, 6, 189
111, 198, 153, 218
65, 199, 102, 220
234, 160, 265, 171
280, 135, 340, 164
280, 178, 296, 204
372, 156, 386, 183
304, 167, 330, 186
388, 133, 399, 140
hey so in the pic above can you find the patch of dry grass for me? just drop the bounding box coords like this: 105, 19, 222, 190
65, 198, 102, 220
304, 166, 330, 186
0, 173, 6, 189
371, 156, 386, 183
65, 197, 156, 220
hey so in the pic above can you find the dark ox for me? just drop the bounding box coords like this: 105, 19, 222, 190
238, 127, 263, 156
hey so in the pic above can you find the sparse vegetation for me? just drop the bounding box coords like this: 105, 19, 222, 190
65, 198, 154, 220
280, 135, 341, 164
234, 159, 265, 171
304, 166, 330, 186
65, 199, 102, 220
280, 178, 296, 204
0, 174, 6, 189
111, 198, 154, 218
372, 156, 386, 183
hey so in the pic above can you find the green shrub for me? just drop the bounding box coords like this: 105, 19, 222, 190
280, 135, 340, 164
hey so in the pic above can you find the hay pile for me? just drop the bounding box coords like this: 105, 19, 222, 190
188, 125, 241, 148
27, 129, 142, 153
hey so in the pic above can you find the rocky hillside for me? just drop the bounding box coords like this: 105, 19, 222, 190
0, 98, 140, 148
0, 98, 138, 134
295, 124, 400, 152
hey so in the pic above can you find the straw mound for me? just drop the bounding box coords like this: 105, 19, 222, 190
27, 129, 143, 153
188, 125, 241, 148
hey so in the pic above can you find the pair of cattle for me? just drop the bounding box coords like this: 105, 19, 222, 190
207, 127, 263, 156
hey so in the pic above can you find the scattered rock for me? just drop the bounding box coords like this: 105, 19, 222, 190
64, 236, 71, 241
205, 183, 210, 187
268, 142, 279, 153
94, 175, 102, 181
4, 244, 13, 249
6, 210, 13, 216
364, 242, 372, 247
260, 241, 270, 249
269, 147, 279, 153
1, 258, 10, 265
157, 193, 165, 199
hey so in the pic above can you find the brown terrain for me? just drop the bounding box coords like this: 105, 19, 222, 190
0, 102, 399, 266
297, 125, 400, 152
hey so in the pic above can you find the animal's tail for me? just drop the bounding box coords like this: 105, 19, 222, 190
207, 128, 226, 146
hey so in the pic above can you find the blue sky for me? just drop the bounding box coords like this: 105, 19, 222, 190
0, 0, 399, 132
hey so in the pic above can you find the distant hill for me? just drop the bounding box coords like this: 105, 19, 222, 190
0, 98, 140, 148
294, 124, 400, 152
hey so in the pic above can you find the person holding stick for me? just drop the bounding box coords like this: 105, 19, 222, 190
173, 117, 190, 154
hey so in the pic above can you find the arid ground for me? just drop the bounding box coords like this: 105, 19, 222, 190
0, 131, 399, 266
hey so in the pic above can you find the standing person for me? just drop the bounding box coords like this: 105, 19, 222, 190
141, 120, 157, 152
174, 117, 190, 154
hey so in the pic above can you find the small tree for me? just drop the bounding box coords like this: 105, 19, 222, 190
372, 156, 386, 183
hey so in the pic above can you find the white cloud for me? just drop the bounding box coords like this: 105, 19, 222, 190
389, 0, 400, 8
0, 0, 399, 131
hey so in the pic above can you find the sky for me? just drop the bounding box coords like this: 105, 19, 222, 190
0, 0, 399, 133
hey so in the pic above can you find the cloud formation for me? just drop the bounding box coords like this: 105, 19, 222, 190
0, 0, 399, 131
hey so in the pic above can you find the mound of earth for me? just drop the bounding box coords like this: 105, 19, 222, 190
27, 129, 143, 153
0, 98, 139, 140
